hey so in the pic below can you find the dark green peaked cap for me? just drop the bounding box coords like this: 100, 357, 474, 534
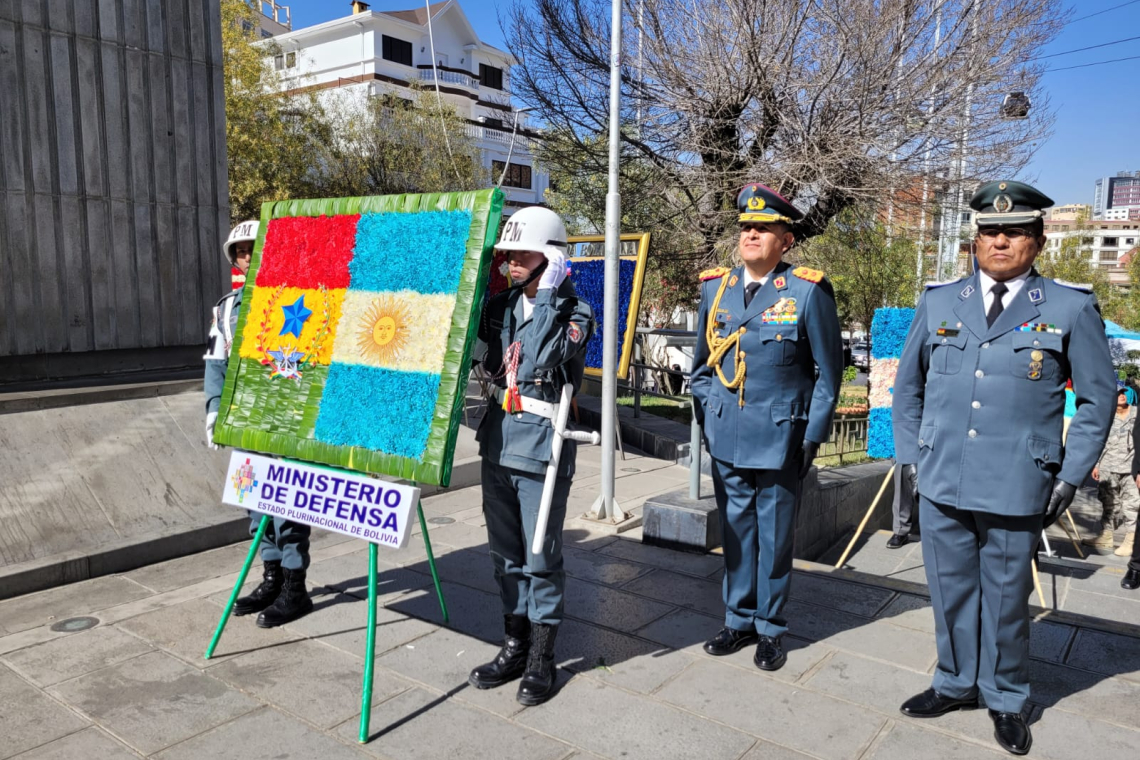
970, 180, 1054, 227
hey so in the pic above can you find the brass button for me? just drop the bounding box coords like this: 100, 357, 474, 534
776, 334, 783, 342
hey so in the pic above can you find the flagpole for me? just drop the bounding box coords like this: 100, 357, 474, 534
592, 0, 626, 522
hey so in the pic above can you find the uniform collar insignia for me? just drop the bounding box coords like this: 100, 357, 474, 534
1028, 287, 1044, 304
959, 284, 975, 299
773, 275, 787, 290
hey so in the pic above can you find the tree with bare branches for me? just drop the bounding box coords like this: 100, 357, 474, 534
509, 0, 1064, 265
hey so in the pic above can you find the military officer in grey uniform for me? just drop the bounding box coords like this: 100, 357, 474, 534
467, 206, 595, 706
205, 220, 314, 629
893, 181, 1115, 755
691, 183, 844, 671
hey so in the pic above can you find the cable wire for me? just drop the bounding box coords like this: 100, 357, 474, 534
1068, 0, 1140, 24
424, 0, 463, 183
1033, 34, 1140, 59
1046, 53, 1140, 72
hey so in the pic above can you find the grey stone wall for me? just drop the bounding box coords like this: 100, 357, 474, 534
796, 460, 895, 561
0, 0, 228, 375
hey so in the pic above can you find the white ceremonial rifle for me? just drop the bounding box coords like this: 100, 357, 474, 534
532, 383, 601, 556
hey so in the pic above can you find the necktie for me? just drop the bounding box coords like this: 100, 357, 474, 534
744, 282, 761, 308
986, 282, 1008, 328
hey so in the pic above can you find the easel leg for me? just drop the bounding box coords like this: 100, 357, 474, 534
205, 513, 270, 660
1031, 556, 1046, 608
1060, 511, 1086, 559
835, 464, 897, 569
358, 543, 379, 744
417, 499, 449, 624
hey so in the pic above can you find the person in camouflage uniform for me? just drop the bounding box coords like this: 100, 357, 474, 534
1088, 381, 1139, 556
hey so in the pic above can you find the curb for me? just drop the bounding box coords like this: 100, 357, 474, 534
0, 455, 484, 602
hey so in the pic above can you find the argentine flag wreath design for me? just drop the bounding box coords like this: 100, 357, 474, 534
213, 189, 503, 487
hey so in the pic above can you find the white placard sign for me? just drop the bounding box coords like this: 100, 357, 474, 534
222, 452, 419, 550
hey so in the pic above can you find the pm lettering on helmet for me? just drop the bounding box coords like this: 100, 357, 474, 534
238, 222, 257, 238
502, 220, 525, 243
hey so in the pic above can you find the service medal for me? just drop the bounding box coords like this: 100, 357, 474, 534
1031, 350, 1043, 361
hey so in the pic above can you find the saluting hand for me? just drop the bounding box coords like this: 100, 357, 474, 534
537, 251, 568, 290
1042, 480, 1077, 529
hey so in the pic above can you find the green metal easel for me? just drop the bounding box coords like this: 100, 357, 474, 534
204, 482, 449, 744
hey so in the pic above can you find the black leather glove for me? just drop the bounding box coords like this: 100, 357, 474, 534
902, 463, 918, 502
798, 441, 819, 479
1042, 480, 1077, 528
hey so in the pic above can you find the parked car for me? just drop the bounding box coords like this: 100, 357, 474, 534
851, 341, 870, 370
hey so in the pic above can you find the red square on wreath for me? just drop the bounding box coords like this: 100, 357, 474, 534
255, 214, 360, 289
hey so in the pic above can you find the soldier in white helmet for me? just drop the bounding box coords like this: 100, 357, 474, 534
467, 207, 595, 705
204, 220, 314, 628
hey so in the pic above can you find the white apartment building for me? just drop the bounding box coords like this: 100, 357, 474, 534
1044, 219, 1140, 286
266, 1, 547, 212
1104, 208, 1140, 221
1045, 203, 1091, 221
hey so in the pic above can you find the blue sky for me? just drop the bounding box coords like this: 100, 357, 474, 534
287, 1, 1140, 206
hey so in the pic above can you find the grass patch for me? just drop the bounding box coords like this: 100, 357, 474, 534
616, 395, 693, 425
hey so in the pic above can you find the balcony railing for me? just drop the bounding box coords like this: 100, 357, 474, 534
418, 68, 479, 90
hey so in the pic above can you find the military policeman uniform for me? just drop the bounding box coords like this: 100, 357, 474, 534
691, 184, 844, 670
893, 181, 1115, 755
205, 220, 313, 628
468, 206, 595, 706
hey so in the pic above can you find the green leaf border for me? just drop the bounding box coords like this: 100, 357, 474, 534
213, 188, 503, 487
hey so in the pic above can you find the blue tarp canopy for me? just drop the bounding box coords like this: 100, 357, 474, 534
1104, 320, 1140, 340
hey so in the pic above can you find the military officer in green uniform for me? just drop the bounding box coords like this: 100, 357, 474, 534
893, 181, 1115, 755
691, 183, 844, 671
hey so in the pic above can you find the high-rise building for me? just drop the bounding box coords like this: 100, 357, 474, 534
1093, 171, 1140, 219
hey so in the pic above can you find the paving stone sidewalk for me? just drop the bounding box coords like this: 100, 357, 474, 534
2, 466, 1139, 760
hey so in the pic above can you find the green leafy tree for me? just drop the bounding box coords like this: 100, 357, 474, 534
793, 207, 920, 333
222, 0, 325, 222
541, 130, 703, 324
310, 88, 487, 197
1035, 212, 1118, 318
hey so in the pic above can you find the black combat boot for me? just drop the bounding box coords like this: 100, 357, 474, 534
256, 568, 313, 628
234, 561, 283, 616
469, 615, 531, 689
516, 623, 558, 706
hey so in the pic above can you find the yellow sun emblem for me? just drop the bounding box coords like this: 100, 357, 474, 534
357, 296, 409, 364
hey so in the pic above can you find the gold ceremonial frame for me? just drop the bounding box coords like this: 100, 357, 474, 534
568, 232, 651, 380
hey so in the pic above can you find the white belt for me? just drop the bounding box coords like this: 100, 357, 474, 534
490, 387, 557, 420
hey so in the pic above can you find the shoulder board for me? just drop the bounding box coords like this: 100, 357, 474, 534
924, 280, 959, 289
1053, 279, 1092, 292
792, 266, 825, 283
699, 267, 730, 281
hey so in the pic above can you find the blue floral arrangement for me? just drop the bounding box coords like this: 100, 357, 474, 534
867, 307, 915, 459
568, 259, 636, 371
870, 307, 915, 360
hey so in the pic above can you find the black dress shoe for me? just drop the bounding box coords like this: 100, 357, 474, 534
1122, 568, 1140, 590
990, 710, 1031, 755
753, 635, 787, 671
886, 533, 910, 549
899, 688, 978, 718
703, 627, 758, 656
